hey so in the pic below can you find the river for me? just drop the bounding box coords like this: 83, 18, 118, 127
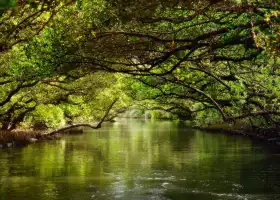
0, 119, 280, 200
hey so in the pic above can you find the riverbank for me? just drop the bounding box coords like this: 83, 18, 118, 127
0, 128, 85, 148
196, 123, 280, 148
0, 130, 59, 148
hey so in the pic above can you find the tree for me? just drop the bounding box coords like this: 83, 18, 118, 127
1, 0, 280, 136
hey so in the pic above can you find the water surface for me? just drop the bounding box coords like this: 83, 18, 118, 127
1, 119, 280, 200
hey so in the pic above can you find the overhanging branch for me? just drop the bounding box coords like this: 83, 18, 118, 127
48, 98, 119, 136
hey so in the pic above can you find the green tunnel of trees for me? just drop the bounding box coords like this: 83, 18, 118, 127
0, 0, 280, 137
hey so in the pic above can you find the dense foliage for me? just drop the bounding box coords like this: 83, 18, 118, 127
0, 0, 280, 136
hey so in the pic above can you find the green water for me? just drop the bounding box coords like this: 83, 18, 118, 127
0, 119, 280, 200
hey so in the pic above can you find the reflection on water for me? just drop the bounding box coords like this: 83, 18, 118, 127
1, 119, 280, 200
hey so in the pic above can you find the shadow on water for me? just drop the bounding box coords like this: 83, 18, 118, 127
0, 119, 280, 200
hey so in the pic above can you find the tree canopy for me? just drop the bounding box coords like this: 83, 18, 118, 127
0, 0, 280, 136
